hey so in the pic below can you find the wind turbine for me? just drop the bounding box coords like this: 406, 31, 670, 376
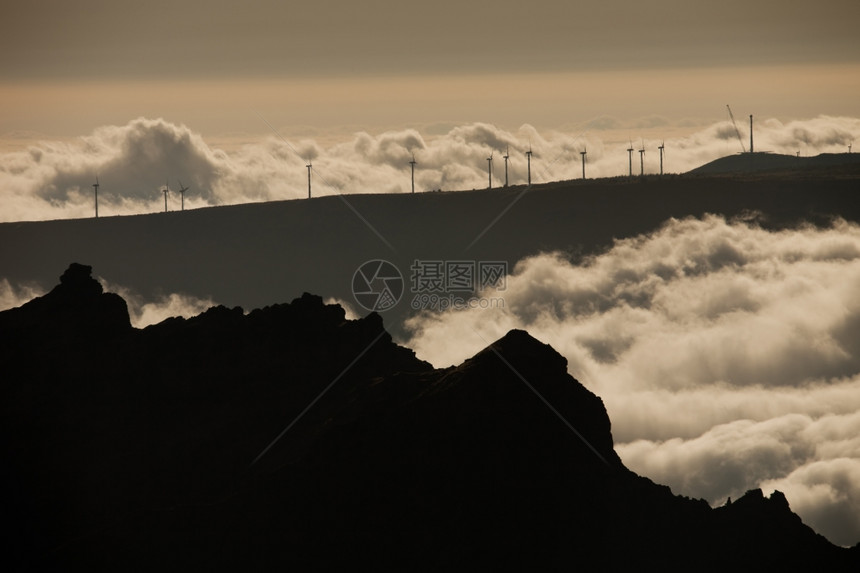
638, 141, 645, 177
658, 141, 665, 175
525, 145, 532, 185
627, 140, 634, 177
162, 179, 170, 212
849, 142, 853, 154
306, 161, 312, 199
503, 146, 509, 187
178, 180, 190, 211
92, 176, 99, 218
580, 147, 587, 180
487, 151, 493, 190
749, 114, 754, 153
409, 152, 417, 194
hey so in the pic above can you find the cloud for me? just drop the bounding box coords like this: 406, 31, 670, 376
633, 114, 672, 129
100, 280, 218, 328
2, 274, 351, 329
401, 215, 860, 546
583, 115, 624, 130
617, 406, 860, 546
2, 115, 858, 222
0, 274, 218, 328
2, 272, 237, 332
762, 456, 860, 548
0, 278, 44, 311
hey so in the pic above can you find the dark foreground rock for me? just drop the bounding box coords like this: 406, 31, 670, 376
1, 265, 856, 571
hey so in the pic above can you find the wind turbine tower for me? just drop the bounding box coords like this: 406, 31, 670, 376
178, 180, 190, 211
749, 115, 754, 153
409, 153, 417, 194
92, 176, 99, 218
639, 142, 645, 176
627, 141, 634, 177
580, 147, 587, 180
503, 146, 509, 187
307, 162, 312, 199
162, 179, 170, 212
487, 152, 493, 190
658, 142, 665, 175
525, 146, 532, 185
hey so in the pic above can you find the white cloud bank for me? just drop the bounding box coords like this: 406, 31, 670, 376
1, 115, 858, 222
0, 278, 44, 311
402, 215, 860, 547
103, 282, 218, 329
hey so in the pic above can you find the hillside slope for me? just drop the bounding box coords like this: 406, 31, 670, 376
2, 169, 858, 338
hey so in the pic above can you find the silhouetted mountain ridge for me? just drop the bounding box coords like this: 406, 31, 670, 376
689, 151, 860, 175
1, 264, 856, 571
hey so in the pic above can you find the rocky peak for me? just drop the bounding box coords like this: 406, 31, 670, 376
457, 328, 620, 466
0, 263, 130, 343
55, 262, 104, 298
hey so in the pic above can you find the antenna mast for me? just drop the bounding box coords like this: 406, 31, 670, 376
726, 105, 746, 153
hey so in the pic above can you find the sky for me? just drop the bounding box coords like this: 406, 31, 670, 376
2, 0, 860, 548
1, 0, 859, 139
1, 1, 859, 220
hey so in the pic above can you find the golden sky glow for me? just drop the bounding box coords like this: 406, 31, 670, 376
2, 63, 860, 141
2, 1, 859, 139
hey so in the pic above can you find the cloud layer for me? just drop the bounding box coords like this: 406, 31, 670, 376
2, 213, 859, 545
2, 115, 858, 222
402, 215, 860, 547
